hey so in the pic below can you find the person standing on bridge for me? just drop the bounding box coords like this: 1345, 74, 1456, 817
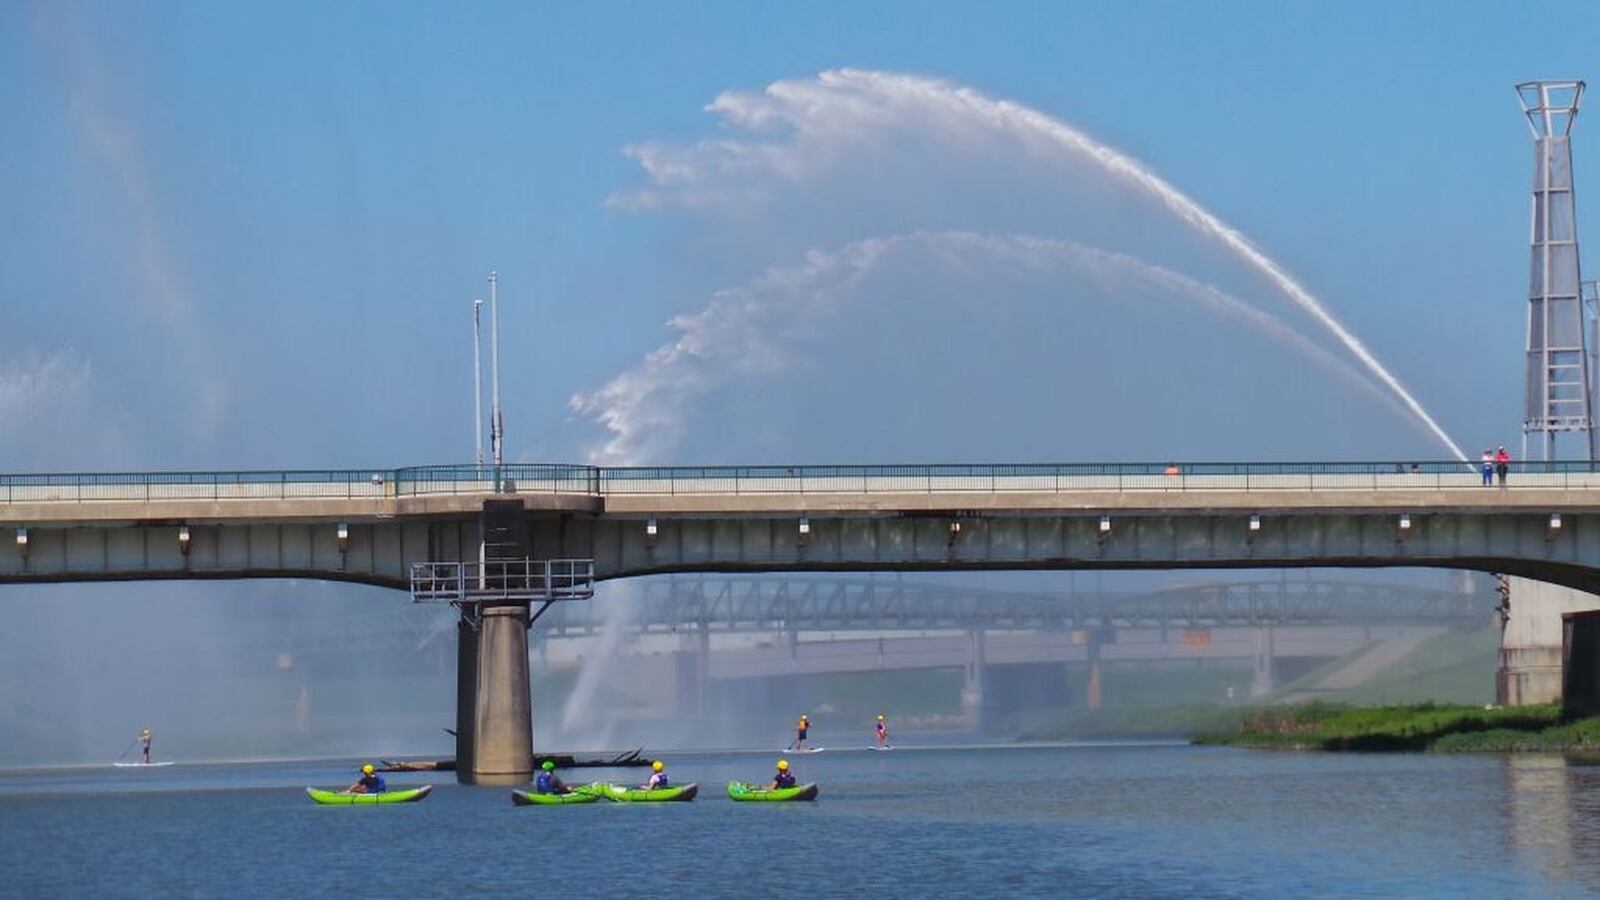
1481, 449, 1494, 486
347, 763, 386, 794
1496, 446, 1512, 487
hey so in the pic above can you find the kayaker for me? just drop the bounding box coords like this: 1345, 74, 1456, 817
643, 760, 669, 790
794, 714, 810, 751
348, 763, 387, 794
768, 759, 796, 790
138, 728, 152, 764
875, 715, 888, 748
535, 759, 571, 795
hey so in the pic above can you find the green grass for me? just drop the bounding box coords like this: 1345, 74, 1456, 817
1193, 701, 1589, 752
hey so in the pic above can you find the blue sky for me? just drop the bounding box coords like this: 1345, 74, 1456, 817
3, 1, 1600, 470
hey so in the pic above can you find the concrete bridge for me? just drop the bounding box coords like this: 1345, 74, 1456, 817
1, 460, 1592, 781
4, 461, 1600, 590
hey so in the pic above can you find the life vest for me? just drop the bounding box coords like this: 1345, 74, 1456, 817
535, 771, 554, 793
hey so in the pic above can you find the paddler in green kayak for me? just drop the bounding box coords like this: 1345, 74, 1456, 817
534, 759, 573, 795
767, 759, 796, 790
641, 759, 669, 790
347, 763, 387, 794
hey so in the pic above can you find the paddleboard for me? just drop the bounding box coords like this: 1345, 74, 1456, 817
869, 745, 893, 751
113, 761, 175, 768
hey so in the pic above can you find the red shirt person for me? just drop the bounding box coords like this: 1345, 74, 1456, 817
1495, 446, 1512, 486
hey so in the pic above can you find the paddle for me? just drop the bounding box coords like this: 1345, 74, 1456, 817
113, 737, 138, 762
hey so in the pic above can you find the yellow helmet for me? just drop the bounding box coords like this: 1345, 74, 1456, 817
651, 760, 664, 772
361, 764, 374, 775
140, 728, 150, 736
877, 715, 885, 721
777, 759, 789, 771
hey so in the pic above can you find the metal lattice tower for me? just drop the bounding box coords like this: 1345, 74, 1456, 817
1518, 80, 1595, 460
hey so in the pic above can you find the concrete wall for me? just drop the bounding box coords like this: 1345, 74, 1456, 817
1499, 577, 1600, 705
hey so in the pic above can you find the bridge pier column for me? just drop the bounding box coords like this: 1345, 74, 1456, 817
1499, 577, 1600, 705
455, 602, 533, 784
1086, 638, 1103, 712
1250, 625, 1276, 699
455, 498, 536, 785
962, 629, 987, 728
675, 625, 710, 716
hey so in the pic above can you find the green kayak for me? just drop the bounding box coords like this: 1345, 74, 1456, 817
510, 787, 602, 806
306, 785, 432, 805
592, 782, 699, 802
726, 781, 818, 802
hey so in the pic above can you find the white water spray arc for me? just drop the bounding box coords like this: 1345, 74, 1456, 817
843, 72, 1469, 461
616, 70, 1469, 461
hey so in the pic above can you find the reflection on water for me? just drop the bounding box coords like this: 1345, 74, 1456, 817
1507, 754, 1600, 892
5, 745, 1600, 897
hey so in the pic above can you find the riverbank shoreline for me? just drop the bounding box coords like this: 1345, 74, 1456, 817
1193, 701, 1600, 752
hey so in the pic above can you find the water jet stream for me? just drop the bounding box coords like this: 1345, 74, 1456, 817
613, 70, 1467, 462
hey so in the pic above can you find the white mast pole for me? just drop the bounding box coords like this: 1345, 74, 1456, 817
473, 299, 484, 467
489, 269, 504, 468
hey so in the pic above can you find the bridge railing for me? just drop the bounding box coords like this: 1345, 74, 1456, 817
8, 460, 1600, 504
0, 469, 396, 504
592, 461, 1600, 495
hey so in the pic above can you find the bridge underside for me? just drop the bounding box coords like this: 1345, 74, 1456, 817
590, 512, 1600, 595
7, 499, 1600, 763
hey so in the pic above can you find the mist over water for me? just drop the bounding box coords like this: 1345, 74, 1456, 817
0, 582, 458, 768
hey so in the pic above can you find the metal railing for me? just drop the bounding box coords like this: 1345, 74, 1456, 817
409, 558, 596, 604
5, 460, 1600, 504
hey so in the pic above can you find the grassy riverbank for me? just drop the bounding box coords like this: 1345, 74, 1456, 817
1192, 701, 1600, 752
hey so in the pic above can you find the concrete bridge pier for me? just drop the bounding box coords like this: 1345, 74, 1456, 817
1250, 625, 1276, 699
455, 602, 532, 784
674, 625, 711, 716
454, 499, 536, 785
1085, 638, 1103, 712
962, 629, 987, 728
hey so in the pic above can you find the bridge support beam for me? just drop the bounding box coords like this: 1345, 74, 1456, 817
455, 602, 532, 784
962, 629, 986, 728
1499, 577, 1600, 705
675, 625, 711, 716
1250, 625, 1276, 699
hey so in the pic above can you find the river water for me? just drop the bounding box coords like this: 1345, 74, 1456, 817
3, 743, 1598, 898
